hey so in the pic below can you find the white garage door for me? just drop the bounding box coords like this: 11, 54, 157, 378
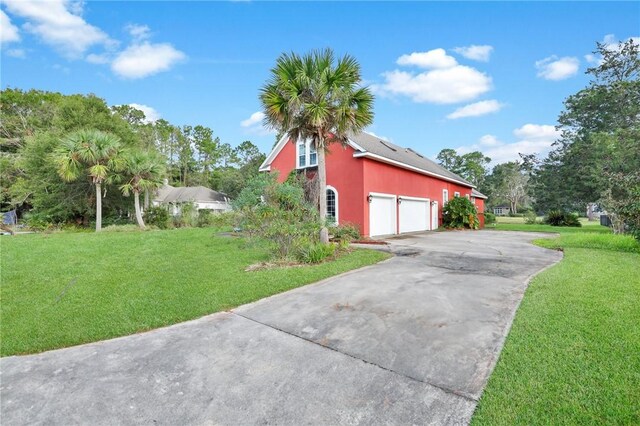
399, 197, 430, 233
369, 193, 397, 237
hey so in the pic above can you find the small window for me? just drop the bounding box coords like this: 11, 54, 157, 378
454, 191, 460, 197
297, 141, 306, 168
443, 189, 449, 204
297, 139, 317, 169
309, 141, 317, 166
326, 187, 338, 224
465, 194, 470, 199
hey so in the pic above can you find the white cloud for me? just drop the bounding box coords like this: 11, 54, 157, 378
3, 0, 112, 58
111, 42, 186, 79
446, 99, 503, 119
452, 45, 493, 62
241, 111, 265, 128
396, 48, 457, 69
586, 34, 640, 65
86, 52, 110, 64
601, 34, 640, 51
240, 111, 274, 135
535, 55, 580, 80
125, 23, 150, 41
456, 124, 560, 164
6, 48, 26, 58
127, 103, 161, 123
1, 9, 20, 43
375, 65, 492, 104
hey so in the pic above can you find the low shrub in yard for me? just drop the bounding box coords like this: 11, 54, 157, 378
484, 212, 496, 225
544, 210, 581, 227
442, 196, 479, 229
330, 223, 361, 242
143, 206, 171, 229
234, 173, 322, 260
296, 241, 338, 264
524, 211, 538, 224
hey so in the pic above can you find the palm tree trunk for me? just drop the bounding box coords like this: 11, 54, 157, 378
95, 183, 102, 232
317, 142, 329, 244
144, 189, 150, 210
134, 190, 146, 229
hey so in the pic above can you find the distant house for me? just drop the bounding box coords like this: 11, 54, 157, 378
153, 180, 232, 215
493, 205, 510, 216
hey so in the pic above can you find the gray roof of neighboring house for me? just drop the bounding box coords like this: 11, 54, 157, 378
349, 132, 474, 187
471, 189, 488, 199
155, 185, 229, 204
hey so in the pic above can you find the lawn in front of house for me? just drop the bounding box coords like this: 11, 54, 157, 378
1, 228, 389, 356
487, 215, 611, 233
472, 232, 640, 425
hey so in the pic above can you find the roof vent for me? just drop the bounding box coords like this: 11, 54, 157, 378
379, 140, 397, 152
406, 147, 424, 158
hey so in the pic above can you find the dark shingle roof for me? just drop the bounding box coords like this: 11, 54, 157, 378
471, 189, 488, 199
349, 132, 474, 187
155, 185, 229, 203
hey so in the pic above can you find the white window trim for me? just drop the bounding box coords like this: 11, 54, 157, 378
443, 189, 449, 204
296, 139, 318, 169
454, 191, 460, 197
326, 185, 339, 225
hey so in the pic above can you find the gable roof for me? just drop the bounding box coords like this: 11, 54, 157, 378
471, 189, 488, 199
259, 131, 474, 188
349, 132, 474, 187
154, 185, 229, 204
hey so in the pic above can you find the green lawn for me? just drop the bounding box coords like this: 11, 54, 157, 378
0, 228, 388, 356
472, 232, 640, 424
487, 216, 611, 234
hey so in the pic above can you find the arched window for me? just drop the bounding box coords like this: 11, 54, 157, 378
326, 186, 338, 224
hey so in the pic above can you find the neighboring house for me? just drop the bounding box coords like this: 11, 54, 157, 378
493, 205, 511, 216
259, 131, 488, 237
153, 180, 232, 215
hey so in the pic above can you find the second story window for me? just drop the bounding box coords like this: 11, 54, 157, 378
297, 139, 318, 169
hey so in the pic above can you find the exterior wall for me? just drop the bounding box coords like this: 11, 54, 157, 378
474, 198, 486, 228
267, 138, 476, 237
267, 140, 367, 233
361, 159, 472, 236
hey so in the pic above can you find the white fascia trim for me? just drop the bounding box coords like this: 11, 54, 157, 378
369, 192, 397, 199
346, 137, 366, 152
259, 133, 290, 171
398, 195, 430, 202
353, 152, 475, 188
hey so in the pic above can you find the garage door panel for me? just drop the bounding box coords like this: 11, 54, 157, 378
399, 198, 430, 233
369, 194, 396, 237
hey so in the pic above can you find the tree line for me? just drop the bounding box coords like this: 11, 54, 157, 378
0, 89, 265, 229
435, 40, 639, 237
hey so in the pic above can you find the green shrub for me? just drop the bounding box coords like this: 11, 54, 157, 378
102, 224, 143, 232
235, 174, 322, 260
524, 211, 538, 224
484, 212, 496, 225
442, 196, 479, 229
330, 223, 361, 242
296, 241, 337, 264
544, 210, 581, 227
23, 212, 56, 231
143, 206, 171, 229
197, 209, 214, 227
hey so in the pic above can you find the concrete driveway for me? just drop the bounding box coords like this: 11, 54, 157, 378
1, 231, 561, 425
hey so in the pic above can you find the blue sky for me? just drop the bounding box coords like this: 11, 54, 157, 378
1, 1, 638, 165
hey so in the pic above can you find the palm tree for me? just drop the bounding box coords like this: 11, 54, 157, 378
120, 151, 166, 229
56, 129, 125, 232
260, 48, 374, 243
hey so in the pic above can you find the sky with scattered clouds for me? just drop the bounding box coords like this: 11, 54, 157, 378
1, 1, 638, 167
